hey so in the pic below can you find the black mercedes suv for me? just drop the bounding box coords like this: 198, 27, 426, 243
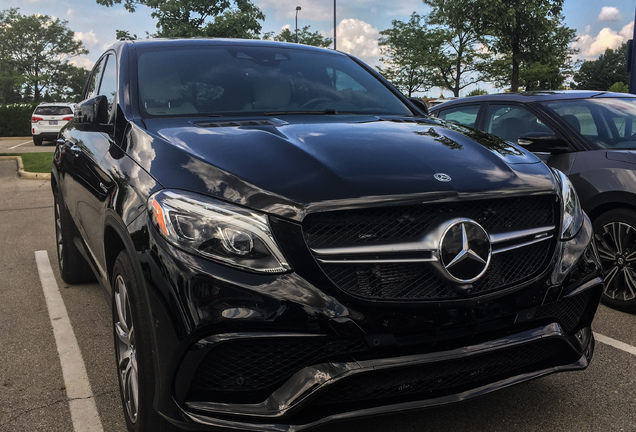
52, 39, 603, 432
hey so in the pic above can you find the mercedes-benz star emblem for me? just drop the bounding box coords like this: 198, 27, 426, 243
434, 173, 452, 182
439, 219, 491, 284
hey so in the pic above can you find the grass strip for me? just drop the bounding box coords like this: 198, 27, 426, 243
0, 152, 53, 173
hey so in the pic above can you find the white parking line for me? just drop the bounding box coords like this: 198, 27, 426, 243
8, 141, 31, 149
594, 332, 636, 356
35, 250, 104, 432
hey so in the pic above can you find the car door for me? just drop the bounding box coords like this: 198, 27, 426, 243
60, 53, 118, 277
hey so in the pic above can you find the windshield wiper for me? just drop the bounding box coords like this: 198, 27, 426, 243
263, 109, 338, 115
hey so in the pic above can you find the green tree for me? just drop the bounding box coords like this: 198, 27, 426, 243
609, 82, 629, 93
0, 8, 88, 102
378, 14, 435, 97
422, 0, 494, 97
467, 88, 488, 96
263, 26, 332, 48
481, 0, 576, 92
96, 0, 265, 39
573, 44, 629, 91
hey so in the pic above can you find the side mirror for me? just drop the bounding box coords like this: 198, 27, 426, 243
517, 132, 570, 153
74, 95, 111, 132
408, 97, 429, 116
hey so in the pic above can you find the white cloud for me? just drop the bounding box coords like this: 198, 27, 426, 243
598, 6, 622, 22
74, 30, 99, 49
574, 22, 633, 59
336, 19, 381, 65
69, 57, 94, 70
66, 8, 74, 18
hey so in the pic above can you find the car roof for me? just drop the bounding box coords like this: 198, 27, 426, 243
115, 37, 342, 56
429, 90, 636, 111
36, 102, 75, 107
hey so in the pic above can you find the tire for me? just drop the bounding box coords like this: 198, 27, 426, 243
54, 190, 96, 284
593, 208, 636, 313
33, 136, 43, 146
112, 250, 180, 432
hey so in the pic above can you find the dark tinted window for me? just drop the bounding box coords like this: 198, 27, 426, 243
485, 104, 553, 143
34, 106, 72, 115
436, 105, 480, 128
544, 98, 636, 149
136, 46, 411, 117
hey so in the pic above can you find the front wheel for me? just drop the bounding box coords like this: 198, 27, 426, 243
593, 208, 636, 313
112, 250, 180, 432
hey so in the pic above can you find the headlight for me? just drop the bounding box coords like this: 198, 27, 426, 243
553, 169, 584, 240
148, 190, 291, 274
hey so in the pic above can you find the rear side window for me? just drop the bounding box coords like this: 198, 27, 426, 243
34, 106, 72, 115
436, 105, 480, 128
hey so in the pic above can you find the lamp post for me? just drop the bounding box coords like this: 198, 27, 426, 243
295, 6, 302, 43
333, 0, 336, 50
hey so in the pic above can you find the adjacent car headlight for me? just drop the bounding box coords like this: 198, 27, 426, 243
148, 190, 291, 274
553, 169, 584, 240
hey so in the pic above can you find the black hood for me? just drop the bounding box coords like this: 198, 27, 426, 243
129, 116, 557, 220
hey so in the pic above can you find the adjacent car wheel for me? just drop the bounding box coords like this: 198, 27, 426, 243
112, 250, 179, 432
54, 190, 96, 284
33, 136, 43, 146
593, 209, 636, 313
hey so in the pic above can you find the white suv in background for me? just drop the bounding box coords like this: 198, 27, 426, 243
31, 102, 75, 145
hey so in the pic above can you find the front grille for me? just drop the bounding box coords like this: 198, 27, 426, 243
312, 338, 573, 407
303, 196, 557, 301
320, 240, 552, 300
188, 337, 367, 403
303, 195, 555, 248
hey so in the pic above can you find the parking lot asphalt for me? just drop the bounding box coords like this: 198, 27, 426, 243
1, 158, 635, 432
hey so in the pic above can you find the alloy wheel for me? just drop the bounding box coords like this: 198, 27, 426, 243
114, 274, 139, 424
595, 221, 636, 302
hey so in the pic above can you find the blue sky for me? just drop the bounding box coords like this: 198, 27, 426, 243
4, 0, 636, 95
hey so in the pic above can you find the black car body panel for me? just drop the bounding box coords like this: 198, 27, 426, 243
52, 42, 602, 431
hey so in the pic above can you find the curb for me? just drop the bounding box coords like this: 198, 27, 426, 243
0, 155, 51, 180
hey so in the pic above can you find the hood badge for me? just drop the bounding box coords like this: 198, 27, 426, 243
438, 219, 491, 285
434, 173, 452, 182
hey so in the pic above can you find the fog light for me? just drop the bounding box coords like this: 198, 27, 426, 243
574, 326, 592, 350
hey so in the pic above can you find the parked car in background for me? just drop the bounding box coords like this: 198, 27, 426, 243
430, 91, 636, 313
52, 40, 602, 432
31, 102, 75, 145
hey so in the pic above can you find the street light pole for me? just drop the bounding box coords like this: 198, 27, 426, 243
295, 6, 301, 43
333, 0, 337, 50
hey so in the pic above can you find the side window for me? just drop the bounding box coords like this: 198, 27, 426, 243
485, 104, 553, 143
85, 58, 106, 100
436, 105, 480, 128
550, 105, 598, 138
98, 54, 117, 121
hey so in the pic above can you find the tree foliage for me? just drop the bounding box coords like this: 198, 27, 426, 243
378, 14, 434, 97
263, 26, 332, 48
480, 0, 576, 92
96, 0, 265, 39
572, 43, 629, 91
0, 8, 88, 103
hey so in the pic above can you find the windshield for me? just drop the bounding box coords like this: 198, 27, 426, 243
136, 45, 412, 118
543, 97, 636, 150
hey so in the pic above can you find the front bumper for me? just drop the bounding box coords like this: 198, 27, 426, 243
136, 213, 602, 431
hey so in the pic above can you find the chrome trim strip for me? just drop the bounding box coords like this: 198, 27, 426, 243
489, 225, 555, 245
562, 276, 603, 298
184, 323, 569, 419
492, 234, 554, 255
316, 257, 437, 264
